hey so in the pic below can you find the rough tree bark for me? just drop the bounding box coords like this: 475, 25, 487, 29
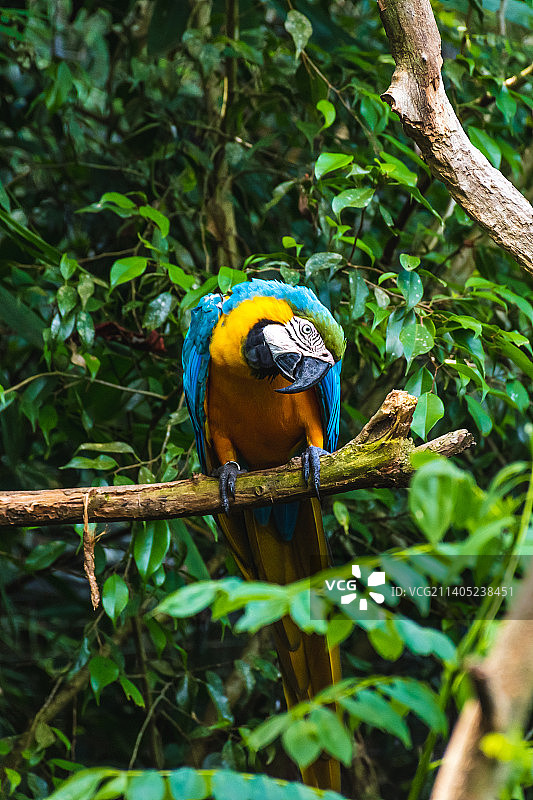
0, 391, 474, 527
377, 0, 533, 272
430, 561, 533, 800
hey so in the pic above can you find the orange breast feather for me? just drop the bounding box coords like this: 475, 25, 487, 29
205, 297, 324, 469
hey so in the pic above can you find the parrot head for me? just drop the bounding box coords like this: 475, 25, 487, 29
244, 314, 336, 393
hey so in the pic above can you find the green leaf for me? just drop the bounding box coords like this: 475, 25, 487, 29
496, 85, 517, 122
60, 455, 118, 471
155, 581, 218, 617
166, 263, 195, 289
506, 379, 529, 413
280, 266, 300, 286
447, 314, 482, 338
341, 689, 411, 746
317, 99, 335, 130
0, 179, 10, 212
378, 152, 417, 187
465, 395, 492, 436
4, 768, 20, 794
235, 597, 289, 633
26, 541, 67, 572
314, 153, 353, 180
368, 620, 404, 661
246, 713, 290, 750
405, 366, 434, 397
35, 720, 56, 748
39, 404, 58, 445
305, 252, 343, 276
395, 619, 456, 661
77, 441, 136, 455
386, 308, 410, 360
332, 188, 374, 217
170, 519, 210, 581
282, 719, 321, 769
285, 10, 313, 59
399, 254, 420, 271
110, 257, 148, 289
119, 676, 144, 707
78, 274, 95, 309
309, 707, 352, 765
381, 133, 431, 174
290, 590, 327, 634
409, 458, 463, 542
46, 768, 115, 800
60, 254, 78, 280
139, 205, 170, 237
57, 285, 78, 317
381, 679, 447, 734
399, 323, 434, 370
167, 768, 209, 800
125, 772, 165, 800
143, 291, 173, 329
0, 284, 45, 347
102, 575, 129, 624
496, 334, 533, 380
333, 500, 350, 534
468, 126, 502, 168
327, 615, 354, 649
211, 771, 251, 800
89, 656, 120, 702
0, 205, 61, 264
77, 310, 95, 348
411, 392, 444, 439
446, 361, 489, 399
218, 267, 247, 294
94, 774, 129, 800
100, 192, 137, 209
397, 269, 423, 309
205, 670, 233, 723
133, 520, 171, 581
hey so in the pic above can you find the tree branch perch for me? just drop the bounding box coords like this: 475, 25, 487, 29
0, 391, 474, 528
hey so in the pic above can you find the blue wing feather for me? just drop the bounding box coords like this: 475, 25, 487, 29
182, 292, 223, 472
318, 359, 342, 453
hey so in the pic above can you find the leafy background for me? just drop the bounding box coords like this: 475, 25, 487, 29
1, 0, 533, 798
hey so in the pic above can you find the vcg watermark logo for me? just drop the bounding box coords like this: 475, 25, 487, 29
325, 564, 386, 611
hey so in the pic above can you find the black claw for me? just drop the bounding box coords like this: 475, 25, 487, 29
215, 461, 245, 515
301, 445, 328, 500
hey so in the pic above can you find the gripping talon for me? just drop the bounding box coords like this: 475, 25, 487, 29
302, 445, 328, 500
215, 461, 245, 515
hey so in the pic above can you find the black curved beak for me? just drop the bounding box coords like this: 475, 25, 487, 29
275, 356, 332, 394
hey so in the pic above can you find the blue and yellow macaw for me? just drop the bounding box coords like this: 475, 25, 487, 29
182, 279, 345, 790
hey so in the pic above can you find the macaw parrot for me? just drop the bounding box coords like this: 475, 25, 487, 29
182, 279, 345, 790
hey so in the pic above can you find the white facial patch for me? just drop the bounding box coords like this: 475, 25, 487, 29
263, 317, 335, 364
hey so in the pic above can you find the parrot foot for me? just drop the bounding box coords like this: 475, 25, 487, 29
301, 445, 328, 500
214, 461, 246, 515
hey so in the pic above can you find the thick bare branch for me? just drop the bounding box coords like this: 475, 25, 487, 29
0, 390, 474, 527
430, 562, 533, 800
377, 0, 533, 271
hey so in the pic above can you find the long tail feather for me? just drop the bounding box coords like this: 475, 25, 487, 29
217, 499, 341, 791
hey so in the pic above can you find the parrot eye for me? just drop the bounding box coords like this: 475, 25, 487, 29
301, 323, 313, 336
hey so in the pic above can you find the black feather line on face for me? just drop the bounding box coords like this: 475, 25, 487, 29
243, 319, 280, 379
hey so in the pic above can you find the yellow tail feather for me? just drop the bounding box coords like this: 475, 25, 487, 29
217, 499, 342, 792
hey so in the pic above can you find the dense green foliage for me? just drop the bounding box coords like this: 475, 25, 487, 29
2, 0, 533, 798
